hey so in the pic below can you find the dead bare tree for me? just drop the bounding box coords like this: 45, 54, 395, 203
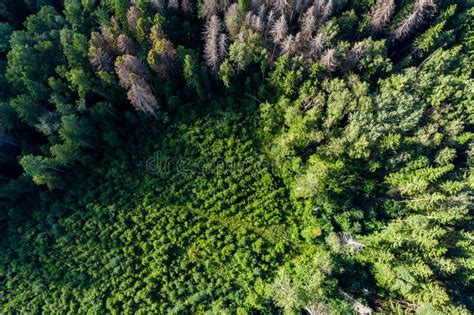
127, 76, 159, 117
300, 5, 316, 40
203, 15, 222, 72
252, 14, 265, 32
115, 55, 149, 89
368, 0, 395, 33
114, 55, 158, 116
308, 33, 325, 60
258, 3, 267, 18
312, 0, 332, 26
320, 48, 337, 71
272, 0, 289, 17
281, 34, 295, 56
270, 15, 288, 44
203, 0, 219, 18
294, 0, 308, 16
392, 0, 436, 40
218, 33, 228, 61
321, 0, 333, 21
264, 9, 276, 41
220, 0, 230, 10
339, 232, 366, 252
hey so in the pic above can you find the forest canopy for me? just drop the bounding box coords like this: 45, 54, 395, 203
0, 0, 473, 313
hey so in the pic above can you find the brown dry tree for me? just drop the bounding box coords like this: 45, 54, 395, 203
115, 55, 149, 89
115, 56, 158, 116
126, 6, 139, 32
368, 0, 395, 33
117, 34, 137, 55
89, 47, 113, 72
100, 25, 117, 50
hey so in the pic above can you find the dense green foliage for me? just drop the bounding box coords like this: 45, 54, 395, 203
0, 0, 472, 313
